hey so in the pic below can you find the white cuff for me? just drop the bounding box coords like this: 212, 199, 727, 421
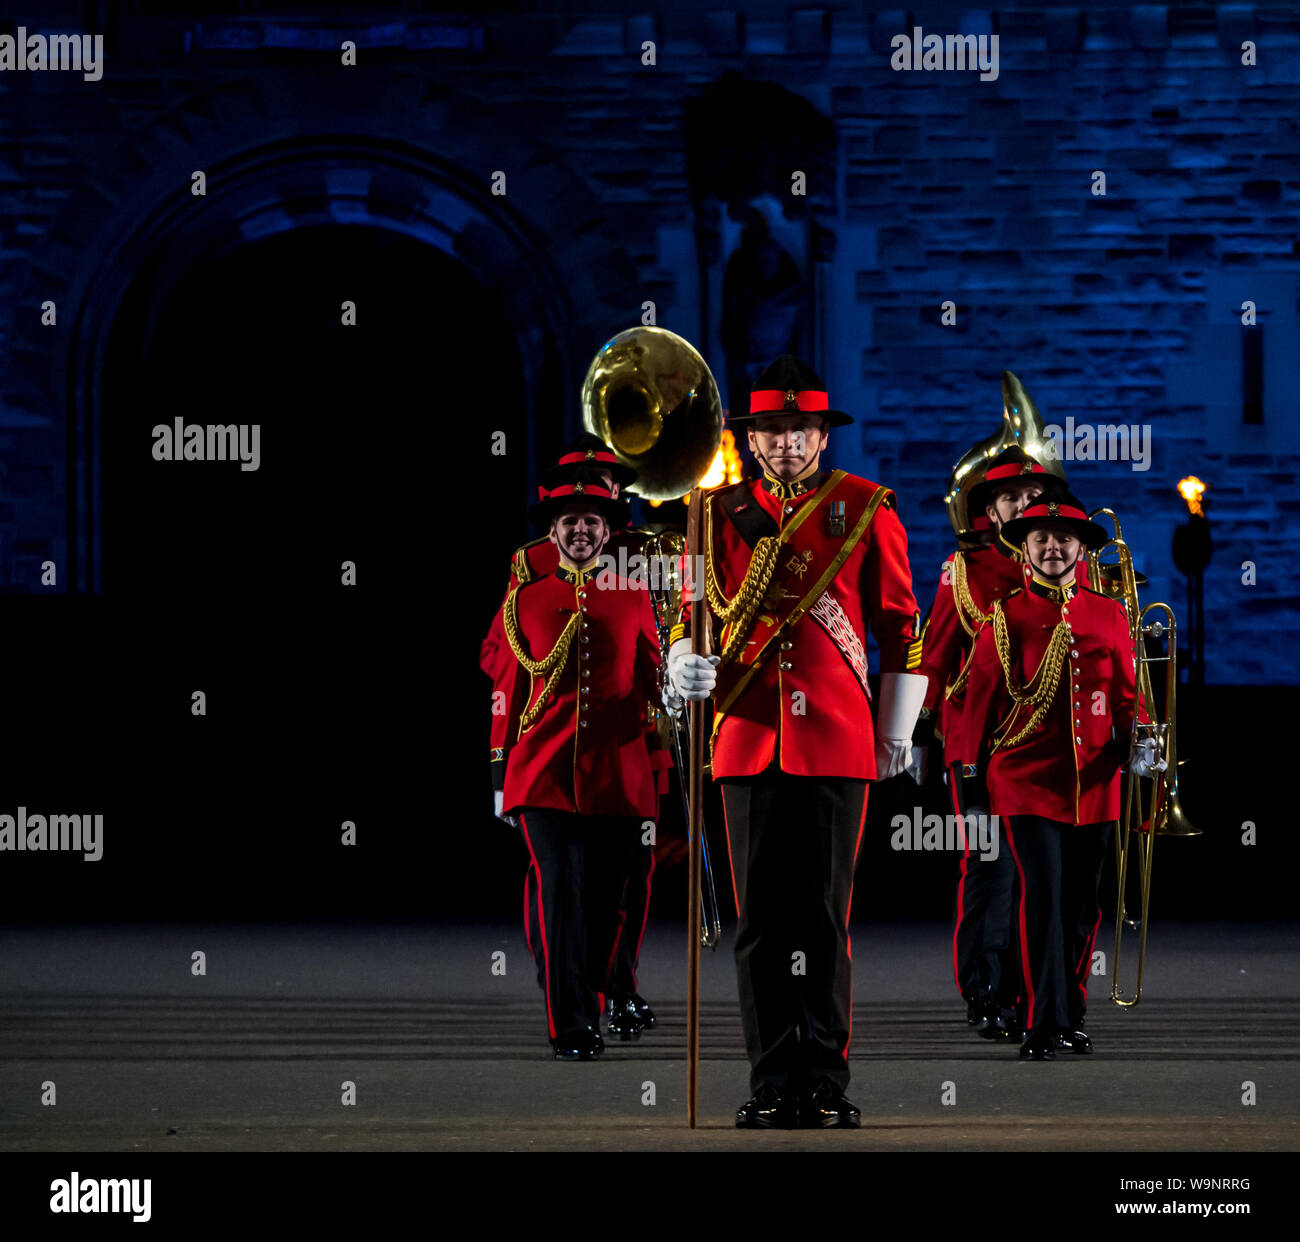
877, 672, 929, 740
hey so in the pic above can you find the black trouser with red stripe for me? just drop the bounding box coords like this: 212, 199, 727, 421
523, 836, 655, 1002
721, 771, 868, 1094
948, 763, 1018, 1009
517, 809, 642, 1042
1003, 815, 1113, 1035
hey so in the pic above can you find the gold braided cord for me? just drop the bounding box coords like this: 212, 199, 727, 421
703, 497, 784, 666
952, 551, 989, 637
945, 635, 979, 699
502, 585, 579, 732
990, 599, 1072, 750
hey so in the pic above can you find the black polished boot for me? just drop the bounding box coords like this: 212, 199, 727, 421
552, 1026, 604, 1060
995, 1004, 1022, 1041
1018, 1028, 1056, 1060
800, 1080, 862, 1129
604, 998, 645, 1042
1055, 1028, 1093, 1054
630, 993, 656, 1030
967, 985, 1005, 1039
735, 1085, 799, 1129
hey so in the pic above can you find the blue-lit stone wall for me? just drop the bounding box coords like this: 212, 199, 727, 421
1, 3, 1296, 681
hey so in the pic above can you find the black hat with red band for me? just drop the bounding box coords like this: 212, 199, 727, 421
1000, 485, 1110, 551
528, 475, 630, 529
538, 432, 638, 490
967, 447, 1053, 518
728, 355, 854, 427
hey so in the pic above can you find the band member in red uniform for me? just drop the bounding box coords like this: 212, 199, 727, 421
492, 479, 664, 1059
916, 447, 1052, 1040
957, 486, 1160, 1059
484, 435, 664, 1039
667, 355, 927, 1127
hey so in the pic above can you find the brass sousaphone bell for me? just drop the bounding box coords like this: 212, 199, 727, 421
581, 326, 723, 503
945, 371, 1066, 541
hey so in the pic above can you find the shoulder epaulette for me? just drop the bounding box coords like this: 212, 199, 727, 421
510, 536, 549, 586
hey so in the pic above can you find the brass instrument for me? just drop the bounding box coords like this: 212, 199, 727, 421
1087, 510, 1200, 1008
643, 530, 722, 951
944, 371, 1067, 542
582, 326, 722, 502
580, 326, 725, 950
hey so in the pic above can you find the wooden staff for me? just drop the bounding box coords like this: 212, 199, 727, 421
685, 485, 709, 1128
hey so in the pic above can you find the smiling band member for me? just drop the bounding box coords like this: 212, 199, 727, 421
492, 478, 664, 1060
666, 355, 927, 1127
957, 484, 1158, 1059
484, 438, 666, 1040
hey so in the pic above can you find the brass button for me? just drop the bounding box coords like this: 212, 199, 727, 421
583, 669, 591, 678
580, 720, 589, 728
779, 661, 793, 671
779, 641, 793, 651
581, 687, 590, 695
1071, 650, 1079, 658
784, 505, 794, 515
581, 636, 590, 644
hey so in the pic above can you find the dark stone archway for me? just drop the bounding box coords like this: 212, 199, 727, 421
10, 70, 638, 592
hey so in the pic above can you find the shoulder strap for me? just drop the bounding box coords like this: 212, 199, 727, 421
713, 483, 778, 549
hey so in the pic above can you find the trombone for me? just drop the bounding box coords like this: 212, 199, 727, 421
1087, 510, 1200, 1008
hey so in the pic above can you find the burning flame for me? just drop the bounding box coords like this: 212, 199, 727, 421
1178, 475, 1206, 517
649, 428, 743, 506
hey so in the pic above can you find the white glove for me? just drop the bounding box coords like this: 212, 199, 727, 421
905, 743, 929, 786
874, 672, 929, 780
667, 636, 719, 701
661, 681, 685, 719
1130, 736, 1167, 777
493, 790, 518, 828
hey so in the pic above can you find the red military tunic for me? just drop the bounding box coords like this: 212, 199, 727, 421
920, 537, 1095, 766
480, 528, 656, 681
497, 562, 663, 819
917, 538, 1026, 764
683, 471, 922, 781
958, 576, 1138, 825
485, 531, 671, 795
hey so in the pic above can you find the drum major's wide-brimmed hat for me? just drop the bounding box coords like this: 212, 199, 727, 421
999, 484, 1111, 551
727, 355, 854, 428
